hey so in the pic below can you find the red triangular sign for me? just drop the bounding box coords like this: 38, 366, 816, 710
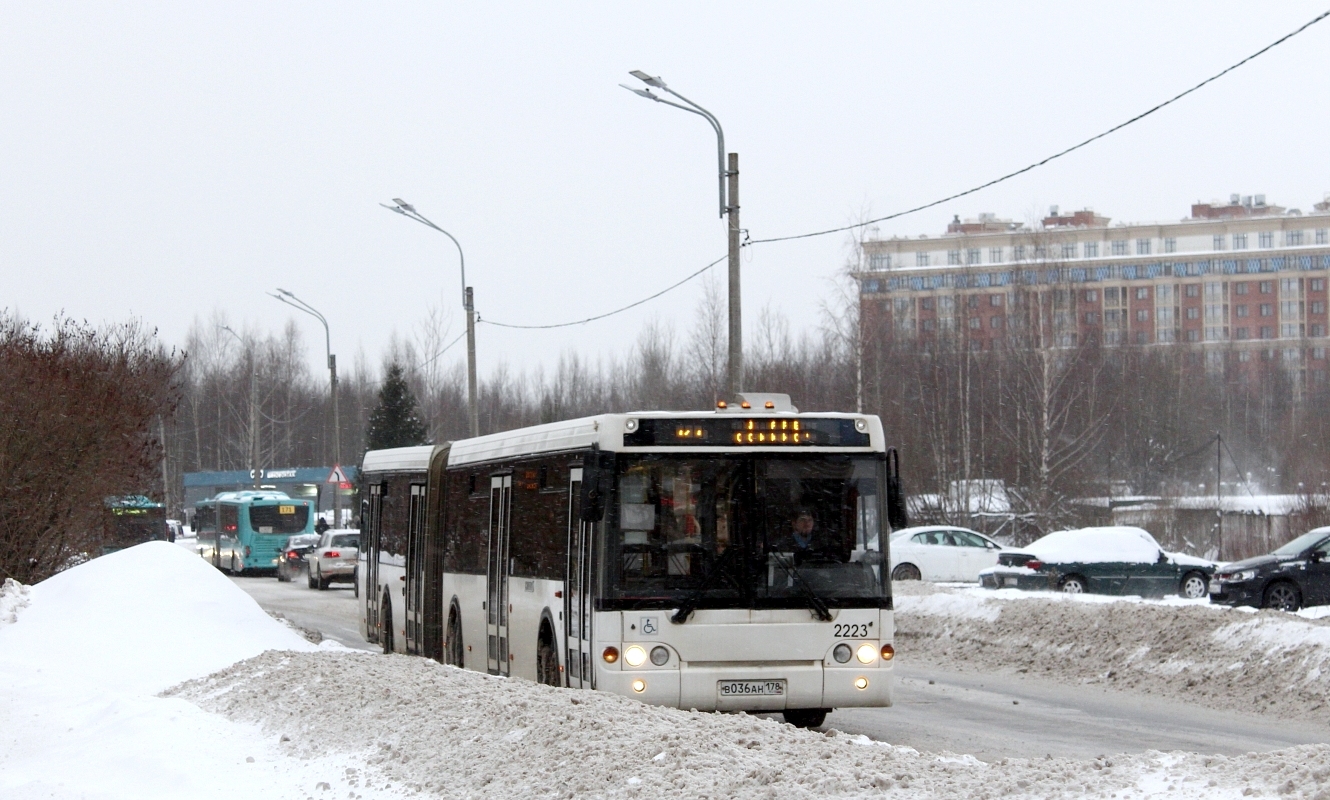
326, 464, 348, 484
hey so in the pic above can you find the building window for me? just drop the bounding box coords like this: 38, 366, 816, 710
990, 247, 1003, 262
916, 252, 930, 267
1205, 328, 1225, 342
1111, 240, 1128, 256
1084, 242, 1099, 258
1313, 301, 1326, 314
1135, 287, 1150, 300
1061, 243, 1077, 259
991, 316, 1003, 329
1236, 305, 1249, 318
1213, 234, 1226, 251
1185, 284, 1200, 298
1312, 324, 1326, 337
1163, 237, 1177, 253
1205, 304, 1224, 321
1281, 278, 1299, 293
1105, 287, 1121, 304
966, 294, 979, 309
1034, 245, 1048, 259
1185, 307, 1200, 320
1260, 303, 1273, 317
1233, 233, 1249, 249
966, 248, 981, 265
969, 316, 981, 329
1185, 329, 1200, 342
1259, 231, 1274, 248
1136, 309, 1150, 322
1282, 325, 1299, 339
990, 294, 1003, 307
1315, 347, 1327, 359
1314, 279, 1326, 292
1317, 229, 1328, 245
1281, 301, 1299, 317
1135, 331, 1148, 344
1286, 230, 1304, 246
948, 250, 962, 265
868, 253, 891, 270
938, 296, 954, 310
1136, 239, 1151, 255
1205, 282, 1224, 299
1157, 284, 1175, 302
1235, 282, 1249, 295
1105, 309, 1122, 324
1235, 327, 1249, 340
920, 297, 934, 311
895, 298, 911, 313
1084, 290, 1098, 302
921, 319, 936, 331
1259, 281, 1273, 294
1156, 307, 1174, 323
1260, 326, 1274, 339
1084, 312, 1099, 325
1013, 245, 1025, 261
1158, 328, 1176, 342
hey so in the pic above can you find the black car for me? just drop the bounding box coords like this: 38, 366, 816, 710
277, 533, 322, 583
1209, 526, 1330, 611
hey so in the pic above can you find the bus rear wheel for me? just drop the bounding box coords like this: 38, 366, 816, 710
783, 709, 827, 729
537, 628, 560, 687
445, 607, 464, 667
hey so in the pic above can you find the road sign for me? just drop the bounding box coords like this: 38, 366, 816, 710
326, 464, 349, 484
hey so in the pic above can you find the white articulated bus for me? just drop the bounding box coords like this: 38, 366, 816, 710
358, 394, 907, 728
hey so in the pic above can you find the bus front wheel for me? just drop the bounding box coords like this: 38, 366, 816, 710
783, 709, 828, 729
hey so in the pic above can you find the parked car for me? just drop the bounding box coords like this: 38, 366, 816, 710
308, 530, 360, 590
277, 533, 322, 583
889, 525, 1004, 582
979, 526, 1215, 599
1209, 526, 1330, 611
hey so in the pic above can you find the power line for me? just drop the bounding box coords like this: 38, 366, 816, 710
481, 255, 726, 329
474, 9, 1328, 331
744, 8, 1330, 247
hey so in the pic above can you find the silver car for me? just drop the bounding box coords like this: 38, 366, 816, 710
308, 531, 360, 591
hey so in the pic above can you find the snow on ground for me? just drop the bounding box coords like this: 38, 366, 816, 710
895, 581, 1330, 725
5, 543, 1330, 798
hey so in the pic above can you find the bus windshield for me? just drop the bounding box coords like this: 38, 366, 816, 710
603, 453, 887, 611
248, 503, 310, 535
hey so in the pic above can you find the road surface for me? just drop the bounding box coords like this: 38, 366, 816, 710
229, 574, 1328, 759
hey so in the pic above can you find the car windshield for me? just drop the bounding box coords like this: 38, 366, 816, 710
1273, 529, 1330, 556
602, 454, 887, 611
330, 534, 360, 549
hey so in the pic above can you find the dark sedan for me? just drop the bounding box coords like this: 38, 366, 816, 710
979, 526, 1215, 598
277, 533, 322, 582
1209, 526, 1330, 611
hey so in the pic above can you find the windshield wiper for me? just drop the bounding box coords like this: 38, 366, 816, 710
670, 548, 744, 624
770, 553, 833, 622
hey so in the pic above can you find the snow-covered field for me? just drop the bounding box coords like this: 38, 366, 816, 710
3, 543, 1330, 798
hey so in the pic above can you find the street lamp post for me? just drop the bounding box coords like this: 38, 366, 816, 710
622, 71, 742, 397
270, 290, 341, 526
382, 199, 479, 438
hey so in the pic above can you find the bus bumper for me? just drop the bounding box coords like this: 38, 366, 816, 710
595, 660, 893, 712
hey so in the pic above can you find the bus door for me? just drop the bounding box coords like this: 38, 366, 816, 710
365, 483, 385, 643
486, 474, 513, 675
564, 468, 595, 689
404, 483, 427, 656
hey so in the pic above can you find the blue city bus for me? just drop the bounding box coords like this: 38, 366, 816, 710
194, 490, 315, 574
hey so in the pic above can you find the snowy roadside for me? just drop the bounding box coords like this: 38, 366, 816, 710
895, 581, 1330, 725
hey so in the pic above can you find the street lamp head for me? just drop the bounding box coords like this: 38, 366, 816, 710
392, 198, 416, 214
629, 70, 667, 89
619, 84, 660, 101
276, 288, 294, 297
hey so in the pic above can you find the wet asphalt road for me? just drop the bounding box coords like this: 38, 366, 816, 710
228, 573, 1328, 759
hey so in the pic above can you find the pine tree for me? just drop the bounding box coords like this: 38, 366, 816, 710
366, 362, 429, 451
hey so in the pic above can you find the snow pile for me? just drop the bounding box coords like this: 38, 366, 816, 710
1, 577, 30, 624
895, 583, 1330, 724
0, 542, 358, 799
1017, 526, 1163, 564
171, 649, 1330, 799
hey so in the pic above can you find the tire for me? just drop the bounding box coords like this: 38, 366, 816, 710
231, 554, 242, 575
307, 569, 317, 590
1180, 571, 1208, 600
783, 709, 828, 729
446, 607, 464, 667
381, 595, 395, 655
316, 568, 329, 591
1263, 581, 1301, 612
353, 568, 359, 599
537, 628, 560, 687
891, 563, 922, 581
1059, 575, 1087, 594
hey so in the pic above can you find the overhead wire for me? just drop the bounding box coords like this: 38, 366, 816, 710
467, 8, 1330, 330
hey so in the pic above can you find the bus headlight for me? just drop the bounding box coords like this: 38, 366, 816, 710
650, 646, 670, 666
833, 644, 852, 663
624, 645, 647, 667
602, 646, 619, 664
855, 643, 877, 664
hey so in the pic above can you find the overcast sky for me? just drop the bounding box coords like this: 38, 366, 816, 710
3, 2, 1328, 381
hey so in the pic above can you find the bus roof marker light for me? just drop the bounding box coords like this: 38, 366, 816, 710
855, 418, 869, 433
624, 418, 639, 433
716, 400, 728, 409
740, 401, 751, 409
764, 401, 775, 408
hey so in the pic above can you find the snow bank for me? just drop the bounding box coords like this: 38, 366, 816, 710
0, 542, 352, 799
1, 577, 29, 624
171, 650, 1330, 799
895, 583, 1330, 725
1019, 526, 1163, 564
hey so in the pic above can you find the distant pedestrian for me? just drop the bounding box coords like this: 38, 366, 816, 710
316, 517, 330, 535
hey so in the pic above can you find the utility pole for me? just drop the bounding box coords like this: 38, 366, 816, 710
622, 72, 743, 396
1216, 431, 1223, 560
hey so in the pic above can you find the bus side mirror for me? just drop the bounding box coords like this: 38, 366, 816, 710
580, 451, 613, 522
886, 447, 909, 530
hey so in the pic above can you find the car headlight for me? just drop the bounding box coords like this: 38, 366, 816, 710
1219, 570, 1256, 582
624, 645, 647, 667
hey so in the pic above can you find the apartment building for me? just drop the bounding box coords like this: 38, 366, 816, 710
857, 194, 1330, 384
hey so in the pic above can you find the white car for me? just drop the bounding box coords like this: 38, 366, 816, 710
889, 525, 1004, 582
308, 530, 360, 591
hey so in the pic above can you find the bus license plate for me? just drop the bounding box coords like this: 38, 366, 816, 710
718, 680, 785, 698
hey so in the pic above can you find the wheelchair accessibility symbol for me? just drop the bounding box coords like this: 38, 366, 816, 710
640, 616, 658, 636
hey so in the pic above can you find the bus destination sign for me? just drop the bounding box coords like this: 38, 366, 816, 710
623, 417, 870, 447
